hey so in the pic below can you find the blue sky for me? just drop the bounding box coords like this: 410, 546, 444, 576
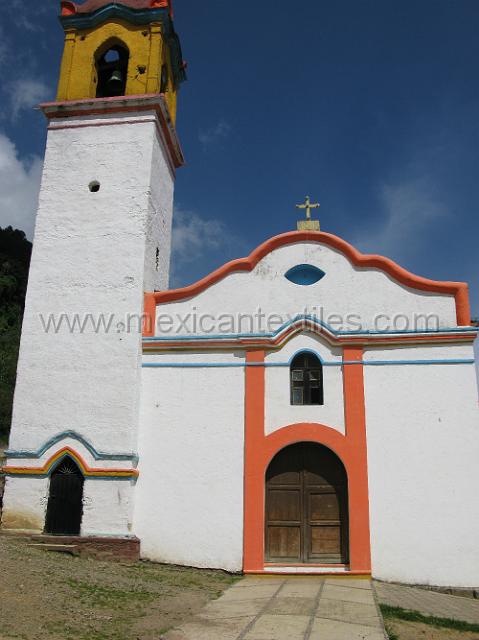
0, 0, 478, 318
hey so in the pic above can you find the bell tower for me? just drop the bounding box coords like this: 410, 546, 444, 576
1, 0, 186, 542
57, 0, 185, 122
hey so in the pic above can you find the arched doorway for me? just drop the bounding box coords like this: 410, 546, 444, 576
265, 442, 348, 564
45, 456, 84, 535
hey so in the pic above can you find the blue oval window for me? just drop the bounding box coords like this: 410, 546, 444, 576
285, 264, 326, 286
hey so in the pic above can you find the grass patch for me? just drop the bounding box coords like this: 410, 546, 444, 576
67, 578, 156, 608
384, 624, 400, 640
380, 604, 479, 633
1, 536, 237, 640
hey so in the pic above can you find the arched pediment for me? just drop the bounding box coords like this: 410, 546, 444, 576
144, 231, 473, 342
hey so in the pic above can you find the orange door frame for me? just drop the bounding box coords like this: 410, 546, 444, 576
243, 347, 372, 574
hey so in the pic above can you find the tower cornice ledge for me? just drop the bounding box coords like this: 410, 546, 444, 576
40, 94, 184, 170
61, 0, 172, 17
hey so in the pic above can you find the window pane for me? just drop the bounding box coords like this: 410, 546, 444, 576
310, 387, 322, 405
292, 388, 303, 405
292, 370, 304, 381
309, 370, 321, 381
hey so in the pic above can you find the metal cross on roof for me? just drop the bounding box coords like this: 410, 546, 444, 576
296, 195, 320, 220
296, 195, 321, 231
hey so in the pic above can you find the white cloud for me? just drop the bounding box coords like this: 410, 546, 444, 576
171, 206, 238, 287
198, 119, 231, 148
9, 79, 51, 120
172, 206, 227, 261
6, 0, 56, 31
354, 177, 448, 258
0, 133, 43, 240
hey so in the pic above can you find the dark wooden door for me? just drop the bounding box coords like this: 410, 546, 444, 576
45, 457, 84, 535
265, 443, 348, 564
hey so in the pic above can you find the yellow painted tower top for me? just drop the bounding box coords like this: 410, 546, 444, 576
56, 0, 186, 123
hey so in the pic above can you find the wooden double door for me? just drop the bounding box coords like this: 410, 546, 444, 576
265, 443, 349, 564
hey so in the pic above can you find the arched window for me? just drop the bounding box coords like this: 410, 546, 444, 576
96, 44, 129, 98
45, 456, 84, 535
290, 352, 323, 406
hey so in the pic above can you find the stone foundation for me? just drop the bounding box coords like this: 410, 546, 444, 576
29, 535, 141, 562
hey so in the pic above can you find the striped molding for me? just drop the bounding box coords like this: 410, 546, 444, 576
142, 358, 475, 369
2, 447, 139, 480
143, 315, 477, 352
5, 431, 139, 463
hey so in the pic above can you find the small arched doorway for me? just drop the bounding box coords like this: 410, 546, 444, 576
45, 456, 84, 535
265, 442, 348, 564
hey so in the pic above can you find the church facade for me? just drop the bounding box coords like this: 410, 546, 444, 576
2, 0, 479, 588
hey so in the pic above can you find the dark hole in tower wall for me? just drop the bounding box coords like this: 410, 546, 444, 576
96, 45, 129, 98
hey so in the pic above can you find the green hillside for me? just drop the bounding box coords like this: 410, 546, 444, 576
0, 227, 32, 441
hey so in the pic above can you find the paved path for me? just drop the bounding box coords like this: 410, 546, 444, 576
166, 575, 387, 640
375, 580, 479, 625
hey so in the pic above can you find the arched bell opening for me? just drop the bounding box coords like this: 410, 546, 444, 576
44, 455, 84, 535
95, 42, 129, 98
265, 442, 349, 564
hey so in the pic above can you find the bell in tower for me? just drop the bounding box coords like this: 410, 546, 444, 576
96, 44, 129, 98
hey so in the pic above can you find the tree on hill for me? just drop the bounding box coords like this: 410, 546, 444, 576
0, 226, 32, 442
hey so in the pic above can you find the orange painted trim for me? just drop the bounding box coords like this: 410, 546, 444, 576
242, 347, 372, 574
243, 350, 266, 572
150, 231, 471, 326
342, 346, 372, 572
143, 292, 156, 337
2, 447, 139, 479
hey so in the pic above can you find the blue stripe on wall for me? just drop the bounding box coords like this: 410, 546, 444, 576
5, 430, 139, 463
142, 359, 475, 369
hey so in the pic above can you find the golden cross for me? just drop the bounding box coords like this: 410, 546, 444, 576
296, 195, 320, 221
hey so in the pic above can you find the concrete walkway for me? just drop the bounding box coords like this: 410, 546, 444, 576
166, 576, 387, 640
375, 580, 479, 624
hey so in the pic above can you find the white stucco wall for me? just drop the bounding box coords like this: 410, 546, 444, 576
265, 332, 345, 435
365, 343, 479, 587
144, 120, 174, 292
1, 477, 48, 533
1, 476, 134, 536
4, 109, 173, 536
81, 479, 134, 536
153, 242, 458, 337
474, 337, 479, 397
134, 352, 246, 571
9, 111, 172, 455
